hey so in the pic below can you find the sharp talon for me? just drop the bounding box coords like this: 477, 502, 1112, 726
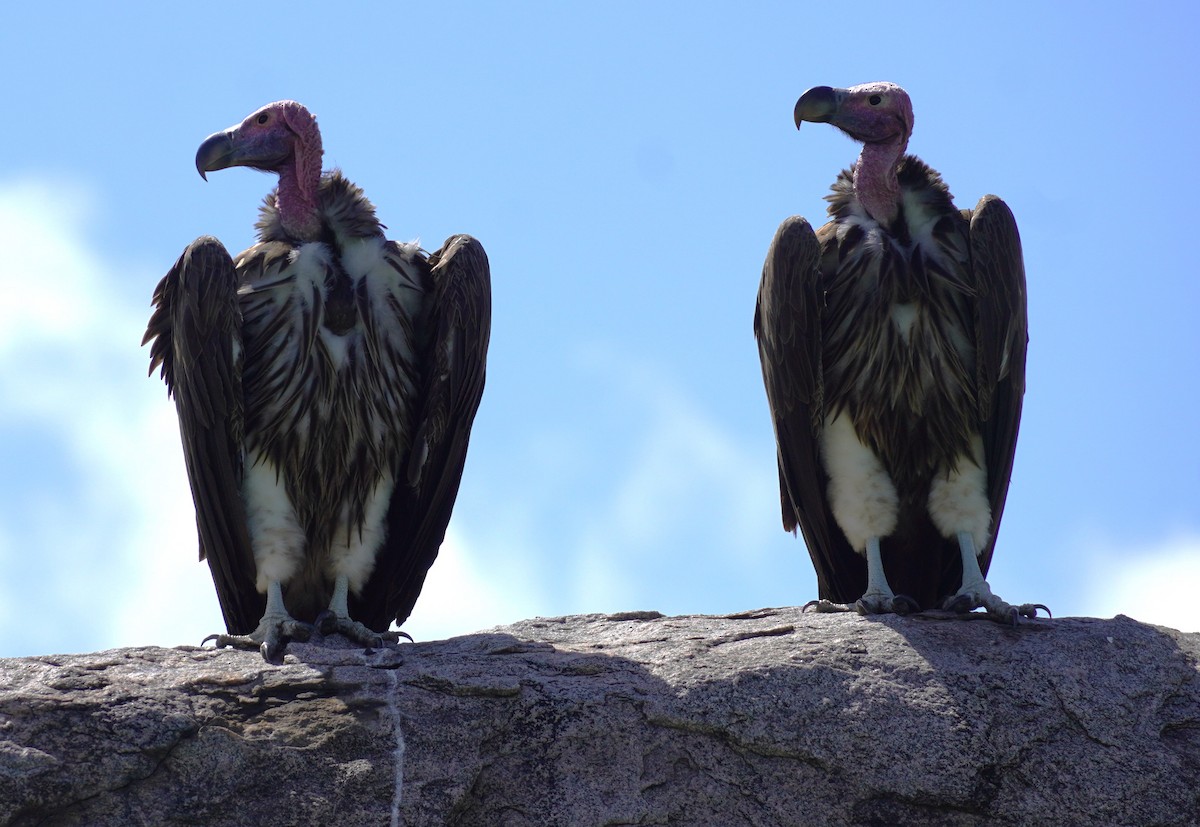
314, 610, 337, 635
855, 594, 896, 615
803, 598, 856, 614
287, 621, 313, 643
261, 628, 286, 663
260, 641, 286, 664
201, 633, 221, 648
397, 630, 414, 643
942, 594, 974, 614
1031, 604, 1052, 618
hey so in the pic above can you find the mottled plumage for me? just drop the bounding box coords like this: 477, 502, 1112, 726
755, 83, 1041, 620
145, 101, 490, 657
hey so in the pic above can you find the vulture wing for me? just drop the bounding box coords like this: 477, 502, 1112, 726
967, 195, 1028, 578
353, 234, 492, 631
144, 237, 263, 634
755, 216, 866, 603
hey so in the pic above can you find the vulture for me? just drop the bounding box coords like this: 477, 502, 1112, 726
144, 101, 491, 660
754, 82, 1045, 623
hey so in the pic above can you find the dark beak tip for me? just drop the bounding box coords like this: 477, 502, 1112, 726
794, 85, 839, 128
195, 130, 235, 181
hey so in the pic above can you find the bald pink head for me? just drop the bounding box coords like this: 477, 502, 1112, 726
794, 82, 913, 149
195, 100, 324, 239
794, 82, 914, 224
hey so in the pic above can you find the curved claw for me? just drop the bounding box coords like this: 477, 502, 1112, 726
1008, 602, 1052, 626
314, 609, 340, 637
891, 594, 920, 616
855, 594, 893, 615
201, 632, 263, 652
260, 624, 291, 664
941, 593, 977, 614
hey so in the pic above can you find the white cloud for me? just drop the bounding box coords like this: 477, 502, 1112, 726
562, 348, 803, 614
400, 527, 545, 641
0, 177, 221, 655
1083, 534, 1200, 633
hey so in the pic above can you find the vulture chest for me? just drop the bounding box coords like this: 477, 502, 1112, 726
824, 223, 977, 491
236, 237, 427, 540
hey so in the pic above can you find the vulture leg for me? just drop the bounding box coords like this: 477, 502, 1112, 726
204, 580, 312, 663
804, 537, 919, 615
313, 477, 408, 648
928, 445, 1048, 622
858, 536, 918, 615
315, 574, 409, 648
942, 532, 1050, 624
804, 414, 919, 615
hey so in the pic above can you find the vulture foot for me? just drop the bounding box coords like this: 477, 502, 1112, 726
941, 591, 1051, 625
203, 616, 314, 664
944, 535, 1049, 624
803, 598, 854, 613
856, 592, 919, 616
802, 594, 919, 615
314, 610, 412, 651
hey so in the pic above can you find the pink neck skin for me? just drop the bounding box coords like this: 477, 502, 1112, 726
275, 145, 322, 240
853, 137, 907, 225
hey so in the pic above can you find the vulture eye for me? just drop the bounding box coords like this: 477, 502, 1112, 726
869, 95, 882, 106
257, 113, 270, 125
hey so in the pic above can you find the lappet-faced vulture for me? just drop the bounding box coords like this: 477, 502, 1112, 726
754, 82, 1045, 623
144, 101, 491, 660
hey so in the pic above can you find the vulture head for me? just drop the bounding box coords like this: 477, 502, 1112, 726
195, 100, 322, 179
794, 82, 914, 224
793, 82, 913, 148
195, 100, 325, 239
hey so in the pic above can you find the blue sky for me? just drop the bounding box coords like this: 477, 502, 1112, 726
1, 3, 1197, 657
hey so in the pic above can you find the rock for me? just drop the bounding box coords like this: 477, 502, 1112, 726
1, 609, 1198, 826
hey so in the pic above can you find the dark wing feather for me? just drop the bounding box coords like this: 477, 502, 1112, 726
143, 237, 263, 634
353, 234, 492, 631
967, 196, 1028, 577
755, 216, 866, 603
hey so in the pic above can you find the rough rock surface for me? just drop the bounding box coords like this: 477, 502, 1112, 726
1, 609, 1198, 826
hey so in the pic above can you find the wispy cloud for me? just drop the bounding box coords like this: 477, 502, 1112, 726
1082, 533, 1200, 633
401, 527, 546, 641
560, 347, 807, 615
0, 177, 219, 655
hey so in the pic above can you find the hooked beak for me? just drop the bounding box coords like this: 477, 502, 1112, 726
794, 86, 842, 130
195, 129, 237, 181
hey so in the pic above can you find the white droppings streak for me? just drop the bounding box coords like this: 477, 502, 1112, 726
387, 668, 406, 826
